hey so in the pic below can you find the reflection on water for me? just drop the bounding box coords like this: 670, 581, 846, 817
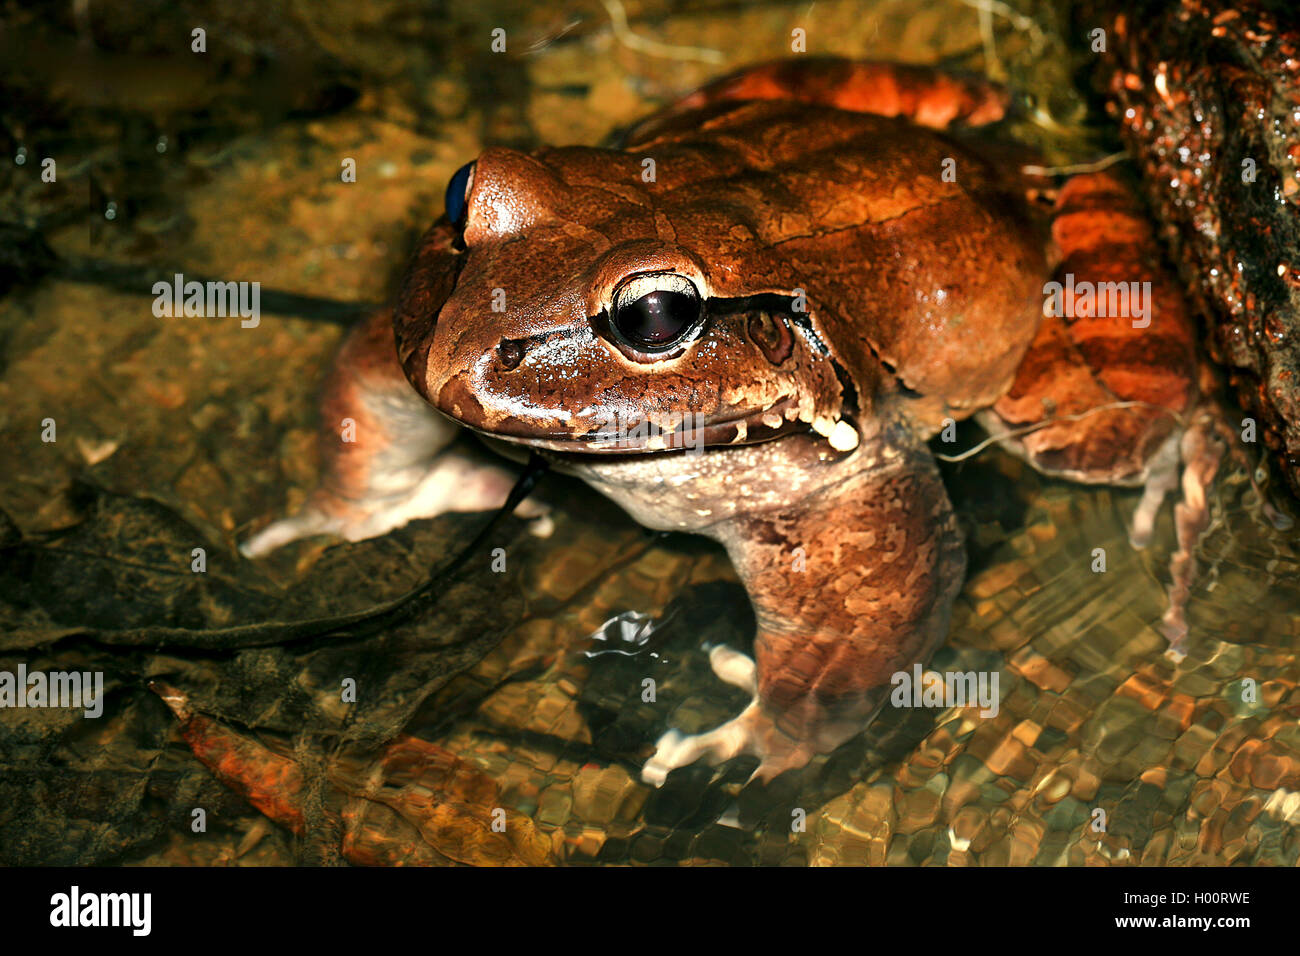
1, 0, 1296, 866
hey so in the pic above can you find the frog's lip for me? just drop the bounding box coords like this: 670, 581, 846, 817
457, 399, 802, 455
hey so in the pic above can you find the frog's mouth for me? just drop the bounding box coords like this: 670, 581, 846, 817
451, 396, 805, 456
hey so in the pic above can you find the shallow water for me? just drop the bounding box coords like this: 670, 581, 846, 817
1, 0, 1297, 866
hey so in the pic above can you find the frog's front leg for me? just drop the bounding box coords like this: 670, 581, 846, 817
641, 422, 965, 786
240, 305, 549, 558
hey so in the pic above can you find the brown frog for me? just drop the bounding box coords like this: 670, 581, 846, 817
242, 59, 1236, 786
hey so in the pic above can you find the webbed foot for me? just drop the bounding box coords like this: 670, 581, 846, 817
642, 647, 813, 788
240, 306, 550, 559
1156, 411, 1225, 656
240, 450, 551, 558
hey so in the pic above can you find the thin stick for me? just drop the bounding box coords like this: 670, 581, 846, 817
1022, 152, 1129, 177
600, 0, 724, 64
934, 400, 1185, 463
958, 0, 1048, 54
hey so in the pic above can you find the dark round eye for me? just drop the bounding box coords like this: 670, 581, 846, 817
444, 161, 475, 227
610, 274, 702, 351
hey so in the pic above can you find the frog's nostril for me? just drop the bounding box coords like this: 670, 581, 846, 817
747, 313, 793, 365
498, 338, 525, 370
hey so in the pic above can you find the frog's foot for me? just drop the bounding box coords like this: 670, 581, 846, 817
1115, 412, 1225, 656
642, 646, 814, 788
1149, 401, 1298, 655
240, 450, 551, 558
643, 701, 818, 789
241, 305, 549, 559
1157, 412, 1226, 656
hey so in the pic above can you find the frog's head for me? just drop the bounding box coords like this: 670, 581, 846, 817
393, 146, 856, 456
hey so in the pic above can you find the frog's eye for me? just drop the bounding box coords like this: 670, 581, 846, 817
444, 161, 476, 228
610, 273, 703, 352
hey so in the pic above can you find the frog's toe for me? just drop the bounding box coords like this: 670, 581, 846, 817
526, 511, 555, 538
1158, 615, 1189, 661
705, 644, 757, 693
239, 511, 331, 558
1264, 502, 1295, 532
641, 729, 699, 788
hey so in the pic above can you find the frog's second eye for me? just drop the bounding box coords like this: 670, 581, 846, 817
610, 273, 702, 352
444, 161, 475, 227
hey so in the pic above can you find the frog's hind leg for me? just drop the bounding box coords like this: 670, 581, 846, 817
979, 170, 1223, 653
240, 307, 549, 558
625, 59, 1008, 144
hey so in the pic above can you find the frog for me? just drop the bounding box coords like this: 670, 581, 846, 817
241, 58, 1239, 787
